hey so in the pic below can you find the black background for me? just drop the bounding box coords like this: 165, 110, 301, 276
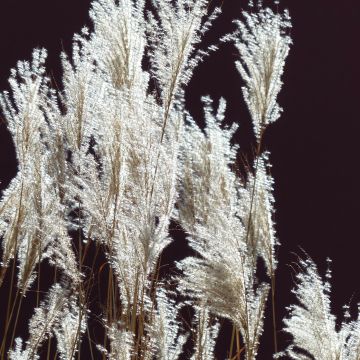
0, 0, 359, 358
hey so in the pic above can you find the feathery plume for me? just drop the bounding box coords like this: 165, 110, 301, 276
146, 288, 187, 360
176, 97, 269, 359
278, 258, 360, 360
232, 7, 292, 140
191, 305, 219, 360
8, 284, 68, 359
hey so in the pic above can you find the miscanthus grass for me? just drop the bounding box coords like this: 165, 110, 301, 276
0, 0, 357, 359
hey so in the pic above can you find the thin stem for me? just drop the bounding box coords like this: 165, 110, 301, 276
229, 324, 237, 359
235, 328, 241, 360
1, 185, 23, 359
70, 183, 86, 360
46, 338, 51, 360
86, 325, 95, 360
36, 244, 42, 308
46, 266, 57, 359
271, 272, 278, 353
1, 258, 16, 359
0, 288, 20, 358
9, 294, 24, 352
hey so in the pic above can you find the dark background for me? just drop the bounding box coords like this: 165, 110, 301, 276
0, 0, 359, 358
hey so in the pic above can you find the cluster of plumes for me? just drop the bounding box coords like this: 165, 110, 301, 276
176, 97, 272, 359
275, 258, 360, 360
0, 49, 80, 292
8, 284, 86, 360
0, 0, 298, 359
0, 0, 221, 357
176, 6, 292, 360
